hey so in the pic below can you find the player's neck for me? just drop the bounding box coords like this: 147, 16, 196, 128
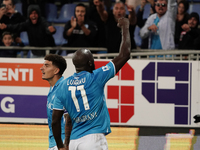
49, 76, 61, 87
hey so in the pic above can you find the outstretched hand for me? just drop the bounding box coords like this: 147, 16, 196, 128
125, 3, 134, 13
48, 26, 56, 33
181, 24, 191, 32
117, 17, 129, 29
0, 23, 7, 30
148, 24, 158, 33
93, 0, 104, 6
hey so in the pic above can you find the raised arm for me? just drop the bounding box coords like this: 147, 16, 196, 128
167, 0, 177, 20
126, 4, 137, 25
112, 17, 131, 73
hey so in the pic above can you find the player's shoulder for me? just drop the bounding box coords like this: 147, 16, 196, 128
93, 61, 114, 73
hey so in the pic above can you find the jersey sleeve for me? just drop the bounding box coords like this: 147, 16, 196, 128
94, 61, 115, 86
53, 82, 66, 111
53, 96, 65, 111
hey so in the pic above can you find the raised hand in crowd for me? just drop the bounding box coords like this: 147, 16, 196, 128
181, 23, 191, 32
93, 0, 103, 6
0, 5, 6, 18
48, 26, 56, 33
125, 3, 137, 25
0, 23, 7, 30
70, 16, 77, 28
148, 24, 158, 33
15, 37, 23, 44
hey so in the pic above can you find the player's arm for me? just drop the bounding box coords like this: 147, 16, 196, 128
112, 17, 131, 74
64, 113, 72, 149
52, 109, 65, 149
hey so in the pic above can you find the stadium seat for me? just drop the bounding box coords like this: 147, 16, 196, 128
15, 3, 23, 15
188, 3, 200, 24
53, 25, 67, 46
134, 26, 142, 47
20, 31, 29, 46
54, 3, 76, 23
45, 3, 58, 23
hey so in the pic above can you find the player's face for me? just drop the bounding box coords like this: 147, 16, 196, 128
113, 3, 126, 20
40, 60, 58, 81
29, 11, 38, 24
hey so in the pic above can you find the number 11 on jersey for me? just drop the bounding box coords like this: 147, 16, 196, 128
69, 85, 90, 112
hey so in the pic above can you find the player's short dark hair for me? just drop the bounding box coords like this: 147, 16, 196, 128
44, 54, 67, 76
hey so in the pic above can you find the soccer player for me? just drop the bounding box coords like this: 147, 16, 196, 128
40, 54, 72, 150
52, 17, 131, 150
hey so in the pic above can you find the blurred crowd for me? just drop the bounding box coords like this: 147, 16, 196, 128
0, 0, 199, 58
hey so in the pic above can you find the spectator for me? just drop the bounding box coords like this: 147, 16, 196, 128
175, 0, 189, 48
0, 0, 25, 43
0, 31, 24, 57
62, 3, 97, 55
88, 0, 107, 48
136, 0, 156, 49
140, 0, 177, 50
96, 1, 137, 53
21, 0, 46, 18
0, 5, 56, 58
178, 12, 200, 50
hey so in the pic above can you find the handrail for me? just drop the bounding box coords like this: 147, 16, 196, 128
0, 46, 200, 60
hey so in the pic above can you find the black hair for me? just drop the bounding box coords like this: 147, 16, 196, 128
75, 3, 88, 22
2, 31, 13, 39
27, 4, 41, 18
178, 0, 189, 13
189, 12, 200, 28
44, 54, 67, 76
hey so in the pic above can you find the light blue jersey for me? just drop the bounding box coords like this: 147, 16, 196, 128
53, 61, 116, 140
47, 76, 66, 148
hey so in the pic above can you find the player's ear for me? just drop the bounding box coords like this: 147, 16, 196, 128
88, 61, 92, 66
55, 68, 60, 75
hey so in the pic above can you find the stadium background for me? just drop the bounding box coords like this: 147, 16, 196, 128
1, 0, 200, 149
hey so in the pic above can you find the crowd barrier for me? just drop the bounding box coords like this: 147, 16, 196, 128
1, 46, 200, 60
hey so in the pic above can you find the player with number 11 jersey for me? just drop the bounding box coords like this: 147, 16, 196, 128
53, 61, 115, 140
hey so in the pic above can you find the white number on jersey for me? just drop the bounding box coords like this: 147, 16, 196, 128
69, 85, 90, 112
